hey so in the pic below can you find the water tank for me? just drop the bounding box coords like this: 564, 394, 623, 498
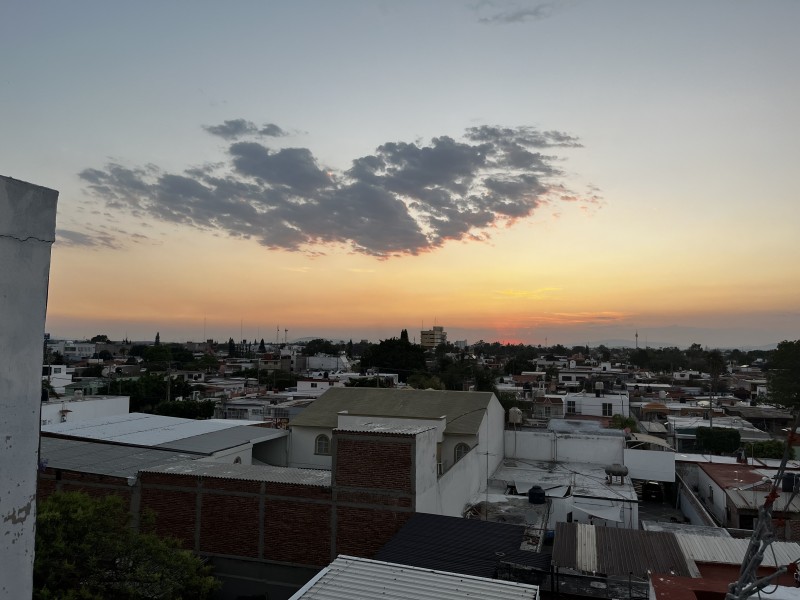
508, 407, 523, 424
528, 485, 546, 504
782, 473, 797, 493
605, 464, 629, 478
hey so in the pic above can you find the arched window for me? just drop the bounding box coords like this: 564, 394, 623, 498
454, 443, 470, 463
315, 434, 331, 456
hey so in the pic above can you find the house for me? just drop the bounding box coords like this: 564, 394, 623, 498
287, 388, 504, 476
561, 391, 630, 418
532, 396, 563, 419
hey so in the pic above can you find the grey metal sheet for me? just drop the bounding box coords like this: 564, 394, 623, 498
290, 555, 538, 600
154, 426, 286, 454
140, 461, 331, 487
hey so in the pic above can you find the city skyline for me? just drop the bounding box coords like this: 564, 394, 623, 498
4, 1, 799, 349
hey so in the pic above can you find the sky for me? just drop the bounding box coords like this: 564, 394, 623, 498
3, 1, 799, 349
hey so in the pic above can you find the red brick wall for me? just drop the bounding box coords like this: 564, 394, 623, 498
37, 469, 131, 502
334, 433, 413, 492
264, 498, 332, 565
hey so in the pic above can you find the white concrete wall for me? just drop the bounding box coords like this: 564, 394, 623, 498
204, 445, 253, 465
569, 393, 630, 417
288, 426, 333, 469
623, 449, 676, 482
40, 395, 129, 426
504, 430, 624, 466
426, 448, 484, 516
252, 436, 289, 467
0, 177, 58, 599
414, 428, 438, 508
697, 468, 726, 524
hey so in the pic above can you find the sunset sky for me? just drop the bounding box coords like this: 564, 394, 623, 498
4, 1, 799, 349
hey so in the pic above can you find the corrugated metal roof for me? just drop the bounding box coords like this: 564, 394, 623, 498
140, 461, 331, 487
552, 522, 692, 578
154, 426, 286, 454
374, 513, 551, 578
288, 388, 494, 435
42, 413, 259, 447
335, 423, 436, 435
289, 555, 538, 599
677, 534, 800, 568
40, 436, 198, 478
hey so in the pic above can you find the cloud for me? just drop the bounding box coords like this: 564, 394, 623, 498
79, 121, 597, 257
56, 229, 120, 249
477, 1, 577, 24
203, 119, 287, 140
493, 287, 561, 300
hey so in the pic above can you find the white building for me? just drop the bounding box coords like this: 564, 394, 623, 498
420, 326, 447, 350
40, 394, 129, 426
42, 364, 74, 395
561, 391, 630, 418
288, 388, 505, 517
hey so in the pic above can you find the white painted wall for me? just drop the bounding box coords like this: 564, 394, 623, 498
504, 430, 624, 466
40, 395, 129, 427
566, 392, 630, 418
252, 436, 289, 467
0, 177, 58, 600
414, 428, 438, 508
697, 468, 726, 524
288, 426, 333, 469
623, 449, 675, 482
424, 448, 484, 516
203, 445, 253, 465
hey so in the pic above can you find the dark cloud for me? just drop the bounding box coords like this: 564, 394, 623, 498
79, 122, 595, 257
203, 119, 289, 140
56, 229, 119, 249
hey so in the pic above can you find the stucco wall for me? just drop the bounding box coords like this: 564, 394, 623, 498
40, 395, 129, 426
504, 429, 624, 466
624, 448, 676, 482
0, 176, 58, 599
289, 426, 333, 469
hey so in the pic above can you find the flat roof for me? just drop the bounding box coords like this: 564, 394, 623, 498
290, 555, 539, 600
375, 513, 550, 579
154, 426, 287, 454
40, 436, 198, 478
548, 419, 625, 437
41, 413, 263, 448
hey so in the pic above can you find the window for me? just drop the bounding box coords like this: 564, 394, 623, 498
566, 401, 576, 414
544, 406, 551, 417
602, 403, 612, 417
454, 443, 470, 463
315, 434, 331, 455
310, 382, 318, 388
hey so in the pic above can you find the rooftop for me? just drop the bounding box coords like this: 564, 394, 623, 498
140, 461, 331, 487
41, 413, 275, 451
375, 512, 550, 579
289, 555, 539, 600
288, 388, 495, 436
40, 436, 198, 479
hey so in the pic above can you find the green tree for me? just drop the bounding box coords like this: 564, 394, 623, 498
745, 440, 786, 460
258, 338, 266, 353
90, 334, 109, 343
144, 344, 172, 365
767, 340, 800, 411
406, 372, 444, 390
34, 491, 219, 600
696, 426, 741, 455
609, 414, 638, 432
705, 349, 725, 396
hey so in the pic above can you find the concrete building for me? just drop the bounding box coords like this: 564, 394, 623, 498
420, 325, 446, 349
0, 175, 58, 599
40, 394, 129, 426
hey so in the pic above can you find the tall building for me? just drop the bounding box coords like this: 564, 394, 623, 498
420, 325, 446, 350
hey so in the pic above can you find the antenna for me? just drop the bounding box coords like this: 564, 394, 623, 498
284, 328, 288, 344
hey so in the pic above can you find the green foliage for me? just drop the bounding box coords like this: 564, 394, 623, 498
360, 337, 426, 382
609, 414, 638, 432
90, 334, 109, 343
345, 376, 396, 387
406, 372, 444, 390
301, 338, 342, 356
80, 364, 104, 378
144, 344, 172, 365
696, 426, 741, 455
34, 491, 219, 600
745, 439, 786, 459
767, 340, 800, 411
154, 398, 216, 419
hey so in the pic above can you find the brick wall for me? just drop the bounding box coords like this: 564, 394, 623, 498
331, 430, 417, 559
37, 468, 131, 503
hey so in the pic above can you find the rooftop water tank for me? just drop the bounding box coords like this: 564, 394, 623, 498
528, 485, 546, 504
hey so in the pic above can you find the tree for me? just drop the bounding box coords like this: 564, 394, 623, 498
696, 426, 741, 455
745, 439, 786, 460
400, 329, 409, 343
90, 334, 109, 343
154, 332, 161, 346
767, 340, 800, 411
609, 414, 638, 432
258, 338, 266, 353
705, 349, 725, 396
34, 491, 219, 599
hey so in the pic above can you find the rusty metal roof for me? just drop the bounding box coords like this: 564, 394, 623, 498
552, 522, 691, 578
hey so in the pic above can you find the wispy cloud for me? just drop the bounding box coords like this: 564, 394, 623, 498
477, 1, 577, 24
493, 287, 561, 300
56, 228, 120, 249
79, 120, 598, 258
